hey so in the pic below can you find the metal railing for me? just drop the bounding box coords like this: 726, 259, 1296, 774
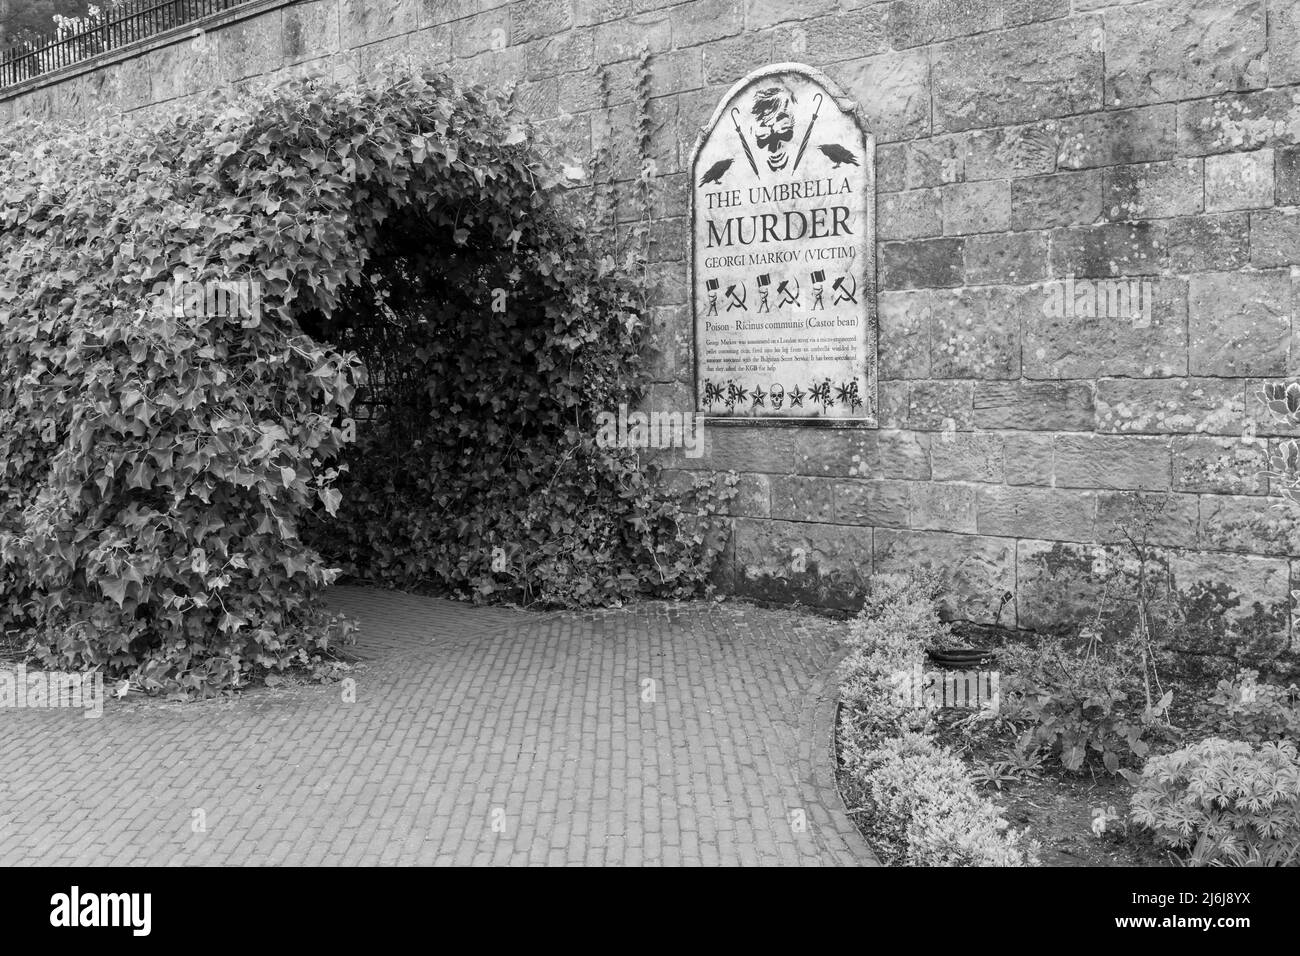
1, 0, 256, 91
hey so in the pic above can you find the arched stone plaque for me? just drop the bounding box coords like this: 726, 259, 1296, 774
690, 63, 876, 424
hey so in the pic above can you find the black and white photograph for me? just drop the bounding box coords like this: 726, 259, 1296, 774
0, 0, 1293, 928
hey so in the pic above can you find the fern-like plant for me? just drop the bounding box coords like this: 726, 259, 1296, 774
1129, 737, 1300, 866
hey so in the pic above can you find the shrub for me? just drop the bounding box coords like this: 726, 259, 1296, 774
837, 572, 1038, 866
1129, 737, 1300, 866
1202, 669, 1300, 745
841, 731, 1039, 867
838, 571, 950, 738
998, 635, 1170, 774
0, 68, 731, 694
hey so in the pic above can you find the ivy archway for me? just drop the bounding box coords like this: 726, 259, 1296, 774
0, 70, 730, 696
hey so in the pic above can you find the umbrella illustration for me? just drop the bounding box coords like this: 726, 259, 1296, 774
731, 107, 761, 177
791, 92, 823, 172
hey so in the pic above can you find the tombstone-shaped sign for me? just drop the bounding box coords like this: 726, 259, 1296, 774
691, 63, 875, 422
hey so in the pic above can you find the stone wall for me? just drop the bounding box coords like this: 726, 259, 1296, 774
2, 0, 1299, 647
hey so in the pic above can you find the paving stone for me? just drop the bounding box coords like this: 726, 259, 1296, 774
0, 587, 874, 867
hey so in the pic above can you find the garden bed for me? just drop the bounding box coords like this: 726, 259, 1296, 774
835, 572, 1300, 868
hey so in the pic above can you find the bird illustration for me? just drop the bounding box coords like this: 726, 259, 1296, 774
817, 143, 859, 168
699, 157, 734, 186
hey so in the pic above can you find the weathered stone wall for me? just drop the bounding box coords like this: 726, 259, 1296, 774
3, 0, 1299, 646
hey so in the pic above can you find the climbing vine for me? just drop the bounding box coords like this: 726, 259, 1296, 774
0, 66, 733, 695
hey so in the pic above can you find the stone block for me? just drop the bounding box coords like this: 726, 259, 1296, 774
1188, 269, 1293, 376
342, 0, 420, 49
702, 34, 774, 85
1278, 146, 1300, 206
704, 426, 797, 473
962, 232, 1047, 286
1168, 547, 1291, 632
877, 290, 933, 379
1102, 159, 1203, 221
452, 8, 511, 57
510, 0, 575, 43
1199, 494, 1300, 555
931, 19, 1102, 132
959, 121, 1058, 182
836, 49, 932, 142
941, 180, 1011, 235
878, 189, 942, 242
1247, 209, 1300, 267
593, 14, 672, 62
902, 381, 975, 430
747, 0, 838, 30
1105, 0, 1266, 106
874, 529, 1017, 621
1272, 0, 1300, 85
1003, 432, 1055, 486
929, 286, 1023, 379
1016, 538, 1129, 632
1095, 377, 1247, 435
732, 518, 871, 608
769, 475, 836, 522
977, 485, 1096, 542
909, 481, 978, 533
884, 0, 1070, 49
1057, 105, 1177, 169
671, 0, 744, 47
834, 478, 911, 527
1172, 435, 1269, 494
1023, 276, 1188, 379
794, 428, 931, 480
1177, 88, 1300, 157
1054, 434, 1173, 490
1205, 148, 1275, 212
879, 237, 964, 289
283, 0, 341, 62
1095, 491, 1200, 548
1047, 221, 1166, 277
931, 431, 1004, 483
771, 11, 889, 65
1163, 213, 1249, 271
1010, 169, 1102, 229
973, 380, 1095, 431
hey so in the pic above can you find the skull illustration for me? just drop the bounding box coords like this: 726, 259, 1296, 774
752, 83, 797, 172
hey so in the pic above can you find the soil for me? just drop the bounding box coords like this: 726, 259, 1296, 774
971, 761, 1171, 866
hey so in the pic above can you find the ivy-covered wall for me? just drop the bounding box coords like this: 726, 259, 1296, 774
2, 0, 1299, 651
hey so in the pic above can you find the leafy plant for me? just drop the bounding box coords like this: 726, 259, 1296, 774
1129, 737, 1300, 867
971, 743, 1045, 790
1202, 669, 1300, 744
998, 634, 1172, 774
